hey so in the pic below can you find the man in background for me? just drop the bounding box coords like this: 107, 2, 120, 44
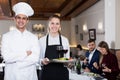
82, 39, 100, 74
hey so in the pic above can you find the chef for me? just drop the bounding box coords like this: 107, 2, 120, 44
1, 2, 40, 80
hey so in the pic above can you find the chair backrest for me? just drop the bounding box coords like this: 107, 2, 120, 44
116, 51, 120, 69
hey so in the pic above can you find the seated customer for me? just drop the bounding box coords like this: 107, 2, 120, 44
93, 41, 120, 80
82, 39, 100, 74
76, 44, 85, 60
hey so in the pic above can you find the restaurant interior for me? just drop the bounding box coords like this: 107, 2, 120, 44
0, 0, 120, 80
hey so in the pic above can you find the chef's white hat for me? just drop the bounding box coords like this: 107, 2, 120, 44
12, 2, 34, 17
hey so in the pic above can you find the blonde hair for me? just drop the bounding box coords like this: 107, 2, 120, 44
47, 15, 61, 33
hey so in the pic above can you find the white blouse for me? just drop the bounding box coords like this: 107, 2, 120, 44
39, 34, 70, 66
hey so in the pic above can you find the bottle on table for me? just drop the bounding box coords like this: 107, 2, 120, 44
76, 57, 81, 74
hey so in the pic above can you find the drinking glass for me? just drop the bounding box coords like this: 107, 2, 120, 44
102, 63, 106, 68
86, 57, 89, 62
86, 57, 89, 67
56, 46, 63, 58
63, 46, 68, 57
71, 61, 76, 73
101, 63, 106, 75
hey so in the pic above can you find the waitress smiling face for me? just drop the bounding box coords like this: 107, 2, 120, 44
48, 15, 61, 36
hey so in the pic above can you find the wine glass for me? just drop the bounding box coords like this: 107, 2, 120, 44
63, 46, 68, 58
86, 57, 89, 62
102, 63, 106, 68
85, 57, 89, 67
101, 63, 106, 76
56, 46, 63, 58
71, 61, 76, 73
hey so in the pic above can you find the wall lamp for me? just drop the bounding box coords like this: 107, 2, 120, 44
97, 22, 105, 34
83, 24, 88, 34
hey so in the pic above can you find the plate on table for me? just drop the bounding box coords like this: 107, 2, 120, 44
51, 58, 75, 63
94, 76, 104, 80
82, 72, 104, 80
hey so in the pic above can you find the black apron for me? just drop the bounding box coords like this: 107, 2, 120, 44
41, 34, 69, 80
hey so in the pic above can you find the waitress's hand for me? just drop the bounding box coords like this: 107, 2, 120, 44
67, 63, 74, 69
42, 57, 50, 65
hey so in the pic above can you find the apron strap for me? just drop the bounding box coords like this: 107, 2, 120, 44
59, 34, 62, 46
46, 35, 49, 47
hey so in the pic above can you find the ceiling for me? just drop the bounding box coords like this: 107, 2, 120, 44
0, 0, 100, 20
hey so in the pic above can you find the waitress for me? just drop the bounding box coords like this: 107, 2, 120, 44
39, 15, 70, 80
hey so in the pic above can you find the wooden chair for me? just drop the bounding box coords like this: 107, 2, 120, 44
115, 50, 120, 80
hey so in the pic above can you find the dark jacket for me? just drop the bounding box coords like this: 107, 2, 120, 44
99, 52, 120, 80
82, 49, 100, 74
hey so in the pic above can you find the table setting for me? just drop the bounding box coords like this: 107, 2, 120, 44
69, 69, 107, 80
47, 56, 107, 80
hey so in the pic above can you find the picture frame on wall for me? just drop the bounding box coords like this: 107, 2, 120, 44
89, 29, 96, 40
75, 25, 78, 34
80, 33, 83, 40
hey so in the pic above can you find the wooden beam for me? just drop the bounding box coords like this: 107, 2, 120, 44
60, 0, 82, 17
0, 16, 12, 20
0, 0, 12, 17
30, 16, 71, 20
68, 0, 100, 17
0, 5, 4, 16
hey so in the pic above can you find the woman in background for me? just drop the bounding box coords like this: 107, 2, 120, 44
39, 15, 70, 80
76, 44, 85, 60
94, 41, 119, 80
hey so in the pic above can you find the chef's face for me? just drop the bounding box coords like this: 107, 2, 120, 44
48, 17, 61, 34
14, 14, 28, 31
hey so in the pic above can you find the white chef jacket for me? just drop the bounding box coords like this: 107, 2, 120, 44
1, 29, 40, 80
39, 34, 70, 69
